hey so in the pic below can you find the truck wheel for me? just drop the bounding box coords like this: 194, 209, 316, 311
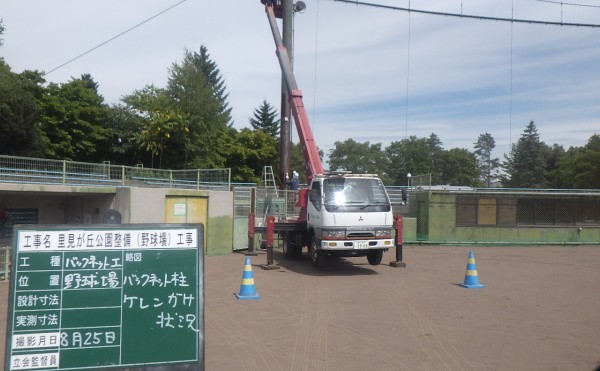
367, 250, 383, 266
310, 236, 326, 267
282, 232, 298, 260
294, 244, 303, 259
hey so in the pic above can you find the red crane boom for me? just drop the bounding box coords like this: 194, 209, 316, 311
264, 2, 325, 182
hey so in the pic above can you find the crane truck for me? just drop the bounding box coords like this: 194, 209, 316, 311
260, 0, 395, 267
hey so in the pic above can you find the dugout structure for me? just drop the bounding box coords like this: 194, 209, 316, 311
404, 187, 600, 244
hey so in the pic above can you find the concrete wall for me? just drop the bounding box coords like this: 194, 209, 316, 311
0, 184, 116, 226
112, 187, 233, 255
123, 187, 170, 223
0, 184, 235, 255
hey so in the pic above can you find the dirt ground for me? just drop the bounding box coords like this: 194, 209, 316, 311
2, 245, 600, 371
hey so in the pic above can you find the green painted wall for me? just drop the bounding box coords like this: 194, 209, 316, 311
207, 215, 233, 256
427, 193, 456, 241
414, 191, 600, 244
402, 217, 417, 242
455, 225, 600, 244
415, 192, 430, 240
233, 218, 249, 251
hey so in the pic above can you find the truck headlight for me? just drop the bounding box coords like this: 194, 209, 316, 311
322, 229, 345, 239
375, 229, 392, 238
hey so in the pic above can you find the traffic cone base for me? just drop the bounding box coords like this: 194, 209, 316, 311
236, 256, 260, 300
460, 251, 485, 289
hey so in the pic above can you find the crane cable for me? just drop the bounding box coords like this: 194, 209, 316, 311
405, 1, 411, 140
312, 0, 321, 136
509, 0, 514, 149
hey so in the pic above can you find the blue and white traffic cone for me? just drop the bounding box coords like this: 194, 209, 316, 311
460, 250, 485, 288
235, 256, 260, 300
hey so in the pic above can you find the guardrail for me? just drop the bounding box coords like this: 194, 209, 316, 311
0, 155, 231, 191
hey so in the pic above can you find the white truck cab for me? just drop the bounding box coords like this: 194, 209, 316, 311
305, 173, 394, 266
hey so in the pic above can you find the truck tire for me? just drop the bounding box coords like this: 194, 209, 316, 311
310, 236, 326, 267
367, 249, 383, 266
294, 243, 303, 259
282, 232, 299, 260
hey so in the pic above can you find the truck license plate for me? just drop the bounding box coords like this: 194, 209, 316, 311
355, 241, 369, 249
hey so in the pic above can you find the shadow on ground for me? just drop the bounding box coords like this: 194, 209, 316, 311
241, 248, 381, 277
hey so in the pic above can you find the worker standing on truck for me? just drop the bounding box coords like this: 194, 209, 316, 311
286, 171, 299, 190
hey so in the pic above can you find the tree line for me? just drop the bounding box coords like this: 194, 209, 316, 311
1, 45, 279, 184
1, 21, 598, 188
327, 123, 599, 189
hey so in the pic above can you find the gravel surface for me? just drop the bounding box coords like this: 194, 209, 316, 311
2, 245, 600, 370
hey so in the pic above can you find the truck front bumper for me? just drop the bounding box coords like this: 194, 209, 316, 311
319, 239, 393, 251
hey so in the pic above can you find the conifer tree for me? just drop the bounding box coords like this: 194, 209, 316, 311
473, 132, 500, 187
426, 133, 444, 184
164, 46, 232, 168
249, 100, 279, 139
502, 121, 547, 188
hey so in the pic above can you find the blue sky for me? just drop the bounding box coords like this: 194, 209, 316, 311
2, 0, 599, 164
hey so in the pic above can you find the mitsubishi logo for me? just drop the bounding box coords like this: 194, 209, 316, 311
358, 216, 363, 221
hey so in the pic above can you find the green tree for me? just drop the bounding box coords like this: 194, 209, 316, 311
502, 121, 547, 188
81, 73, 100, 93
543, 143, 565, 187
38, 75, 111, 161
427, 133, 444, 184
165, 47, 232, 168
439, 148, 479, 186
191, 46, 233, 126
249, 100, 279, 139
0, 18, 5, 47
328, 139, 389, 181
0, 63, 44, 156
385, 136, 434, 186
548, 135, 600, 189
122, 85, 184, 168
103, 104, 147, 166
473, 132, 500, 187
223, 128, 278, 183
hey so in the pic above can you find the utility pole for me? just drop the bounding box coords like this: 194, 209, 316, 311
279, 0, 293, 189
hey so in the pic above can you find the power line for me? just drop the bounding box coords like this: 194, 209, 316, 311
533, 0, 600, 8
330, 0, 600, 28
509, 0, 514, 149
44, 0, 187, 76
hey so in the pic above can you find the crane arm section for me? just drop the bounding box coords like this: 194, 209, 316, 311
264, 3, 325, 181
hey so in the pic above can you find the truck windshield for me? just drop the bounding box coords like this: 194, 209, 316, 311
323, 178, 390, 212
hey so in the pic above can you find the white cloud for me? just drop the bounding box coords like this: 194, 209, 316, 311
1, 0, 599, 166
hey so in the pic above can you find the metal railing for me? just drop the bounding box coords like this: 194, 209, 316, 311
409, 173, 432, 190
254, 188, 301, 221
0, 155, 231, 191
0, 246, 9, 280
253, 186, 410, 221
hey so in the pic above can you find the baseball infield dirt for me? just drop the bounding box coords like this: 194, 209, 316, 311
2, 245, 600, 371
